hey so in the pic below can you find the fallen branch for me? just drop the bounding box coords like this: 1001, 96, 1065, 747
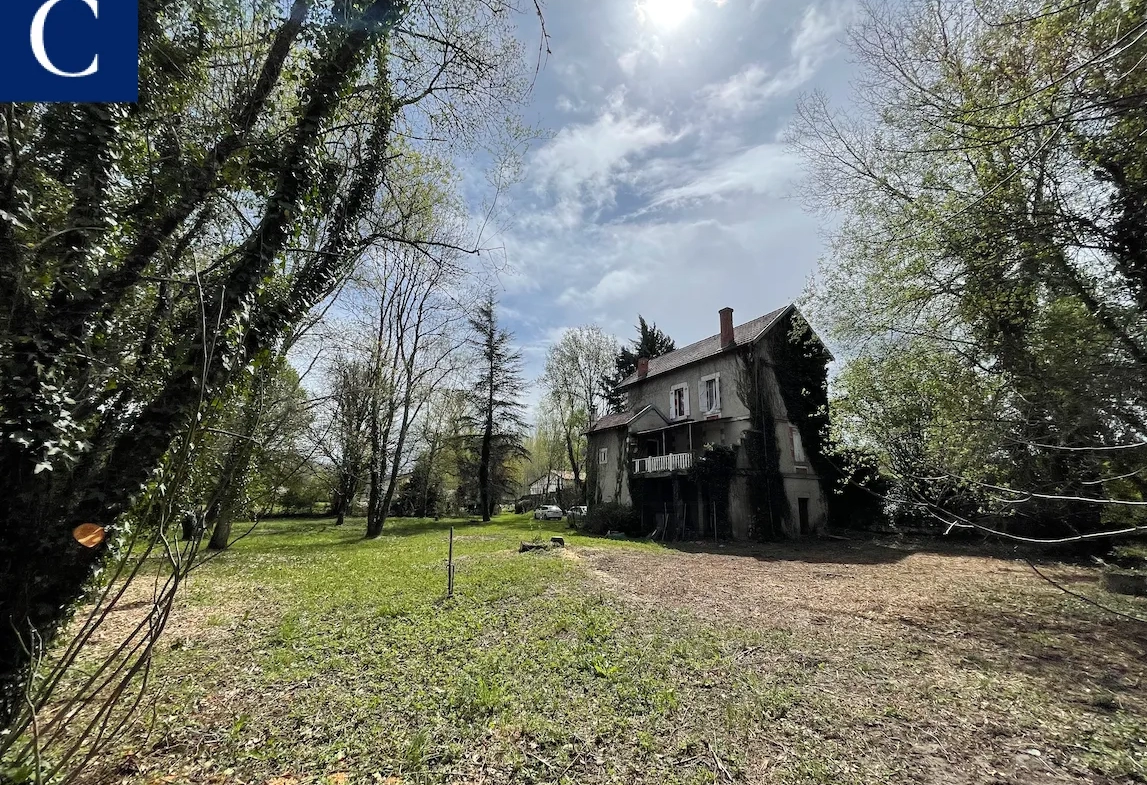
1025, 559, 1147, 625
708, 740, 734, 783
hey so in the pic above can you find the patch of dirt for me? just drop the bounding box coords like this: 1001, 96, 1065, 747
579, 539, 1147, 784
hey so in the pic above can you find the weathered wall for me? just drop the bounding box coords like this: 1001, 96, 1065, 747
587, 429, 630, 506
624, 351, 750, 423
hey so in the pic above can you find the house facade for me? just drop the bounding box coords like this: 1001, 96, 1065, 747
587, 305, 832, 540
525, 470, 575, 499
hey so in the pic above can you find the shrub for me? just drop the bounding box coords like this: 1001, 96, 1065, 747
579, 502, 642, 537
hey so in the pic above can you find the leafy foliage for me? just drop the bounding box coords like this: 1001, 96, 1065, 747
577, 501, 642, 537
793, 0, 1147, 538
0, 0, 535, 752
601, 316, 675, 413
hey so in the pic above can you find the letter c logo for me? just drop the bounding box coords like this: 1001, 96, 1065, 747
31, 0, 99, 78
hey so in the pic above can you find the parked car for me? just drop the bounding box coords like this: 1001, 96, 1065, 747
568, 505, 588, 518
533, 505, 564, 520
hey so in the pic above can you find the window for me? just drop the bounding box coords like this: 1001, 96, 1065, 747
598, 447, 608, 465
670, 382, 689, 420
791, 427, 807, 465
700, 373, 721, 415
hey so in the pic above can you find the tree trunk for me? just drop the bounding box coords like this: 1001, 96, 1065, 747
205, 437, 256, 550
564, 429, 583, 504
479, 416, 493, 522
365, 417, 387, 537
421, 437, 440, 519
205, 370, 265, 550
334, 473, 357, 526
379, 388, 416, 529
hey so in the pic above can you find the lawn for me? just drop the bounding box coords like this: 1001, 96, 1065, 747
71, 515, 1147, 784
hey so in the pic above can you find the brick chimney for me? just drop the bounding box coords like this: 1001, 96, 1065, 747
636, 356, 649, 379
719, 307, 735, 349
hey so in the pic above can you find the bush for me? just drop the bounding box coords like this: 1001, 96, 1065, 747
578, 502, 642, 537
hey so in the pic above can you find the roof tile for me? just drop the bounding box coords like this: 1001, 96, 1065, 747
618, 305, 791, 388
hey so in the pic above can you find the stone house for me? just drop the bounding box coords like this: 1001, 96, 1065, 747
586, 304, 833, 540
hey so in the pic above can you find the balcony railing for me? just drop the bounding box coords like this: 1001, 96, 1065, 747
633, 452, 693, 474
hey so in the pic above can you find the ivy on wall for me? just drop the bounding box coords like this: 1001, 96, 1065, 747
736, 349, 789, 540
688, 443, 737, 539
585, 445, 601, 505
733, 309, 834, 539
765, 311, 834, 503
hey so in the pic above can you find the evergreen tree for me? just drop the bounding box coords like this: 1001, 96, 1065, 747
464, 293, 528, 521
601, 316, 676, 413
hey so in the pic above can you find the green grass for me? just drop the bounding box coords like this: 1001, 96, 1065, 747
115, 515, 768, 784
66, 515, 1147, 785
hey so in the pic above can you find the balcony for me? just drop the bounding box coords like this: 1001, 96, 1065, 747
633, 452, 693, 474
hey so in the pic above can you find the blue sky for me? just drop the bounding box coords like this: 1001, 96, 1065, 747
484, 0, 856, 385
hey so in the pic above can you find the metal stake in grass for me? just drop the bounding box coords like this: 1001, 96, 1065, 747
447, 526, 455, 598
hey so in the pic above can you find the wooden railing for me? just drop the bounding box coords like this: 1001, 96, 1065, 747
633, 452, 693, 474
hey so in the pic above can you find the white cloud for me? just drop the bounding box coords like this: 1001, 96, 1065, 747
703, 1, 852, 116
530, 106, 677, 223
702, 63, 787, 115
792, 2, 850, 59
559, 267, 648, 307
653, 143, 802, 206
618, 49, 641, 75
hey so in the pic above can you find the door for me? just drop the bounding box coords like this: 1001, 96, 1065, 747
798, 497, 810, 536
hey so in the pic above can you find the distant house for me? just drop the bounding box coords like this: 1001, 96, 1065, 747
587, 305, 832, 540
525, 470, 575, 499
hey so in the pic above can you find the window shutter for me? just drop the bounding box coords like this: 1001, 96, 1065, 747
792, 427, 806, 464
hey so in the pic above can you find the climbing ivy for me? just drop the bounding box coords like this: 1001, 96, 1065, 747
765, 311, 834, 505
687, 443, 737, 539
736, 349, 789, 540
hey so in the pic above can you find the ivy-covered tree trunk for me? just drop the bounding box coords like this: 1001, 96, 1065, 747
0, 0, 406, 728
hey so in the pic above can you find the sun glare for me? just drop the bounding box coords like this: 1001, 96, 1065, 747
637, 0, 696, 29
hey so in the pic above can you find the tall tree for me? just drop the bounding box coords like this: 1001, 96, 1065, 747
464, 293, 528, 521
0, 0, 538, 757
541, 325, 618, 499
316, 355, 374, 527
357, 232, 467, 538
204, 351, 312, 548
791, 0, 1147, 537
601, 316, 676, 413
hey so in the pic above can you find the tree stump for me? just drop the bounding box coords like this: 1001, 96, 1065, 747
1101, 569, 1147, 597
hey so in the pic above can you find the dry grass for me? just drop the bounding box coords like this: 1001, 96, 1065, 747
581, 538, 1147, 784
30, 521, 1147, 785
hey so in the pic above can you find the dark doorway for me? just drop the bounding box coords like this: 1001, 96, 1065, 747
798, 497, 810, 535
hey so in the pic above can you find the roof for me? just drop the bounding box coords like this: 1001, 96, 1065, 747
586, 412, 635, 432
617, 305, 791, 388
587, 403, 666, 433
527, 470, 575, 485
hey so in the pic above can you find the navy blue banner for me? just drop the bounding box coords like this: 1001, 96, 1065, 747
0, 0, 139, 103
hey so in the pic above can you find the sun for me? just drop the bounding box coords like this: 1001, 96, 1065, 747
637, 0, 696, 29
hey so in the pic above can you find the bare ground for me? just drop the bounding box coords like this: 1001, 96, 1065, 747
579, 538, 1147, 784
